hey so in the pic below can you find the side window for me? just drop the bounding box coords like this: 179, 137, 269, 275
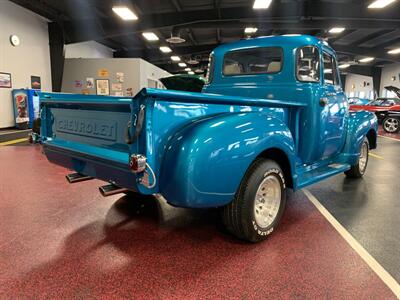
296, 46, 320, 82
323, 52, 337, 85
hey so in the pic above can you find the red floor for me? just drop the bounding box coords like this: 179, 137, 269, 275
0, 146, 396, 299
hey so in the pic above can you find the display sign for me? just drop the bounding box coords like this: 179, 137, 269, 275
98, 69, 109, 77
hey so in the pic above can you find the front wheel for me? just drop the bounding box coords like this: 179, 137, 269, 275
383, 117, 400, 133
222, 158, 287, 243
345, 138, 369, 178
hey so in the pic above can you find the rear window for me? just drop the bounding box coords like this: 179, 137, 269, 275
223, 47, 283, 76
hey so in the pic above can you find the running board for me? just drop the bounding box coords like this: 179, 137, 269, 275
99, 184, 128, 197
66, 173, 93, 183
297, 163, 351, 189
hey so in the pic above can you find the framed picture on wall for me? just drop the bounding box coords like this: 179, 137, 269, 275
31, 76, 41, 89
96, 79, 110, 96
0, 72, 12, 88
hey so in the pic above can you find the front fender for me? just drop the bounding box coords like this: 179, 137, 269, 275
159, 112, 296, 208
342, 111, 378, 165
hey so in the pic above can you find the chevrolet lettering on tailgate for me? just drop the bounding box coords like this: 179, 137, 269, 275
56, 118, 117, 141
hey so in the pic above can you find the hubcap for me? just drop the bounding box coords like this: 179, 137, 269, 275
254, 175, 281, 229
384, 118, 399, 133
359, 142, 368, 173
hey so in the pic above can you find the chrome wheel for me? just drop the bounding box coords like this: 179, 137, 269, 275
383, 118, 399, 133
254, 175, 282, 229
359, 141, 368, 174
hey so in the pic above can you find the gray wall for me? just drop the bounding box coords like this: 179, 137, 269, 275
65, 41, 114, 59
345, 73, 374, 99
62, 58, 170, 96
0, 0, 52, 128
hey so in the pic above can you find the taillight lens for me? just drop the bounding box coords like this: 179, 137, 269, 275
129, 154, 147, 173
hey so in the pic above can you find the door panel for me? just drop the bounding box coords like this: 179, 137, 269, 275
320, 51, 347, 159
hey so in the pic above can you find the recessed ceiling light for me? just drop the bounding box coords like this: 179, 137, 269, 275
184, 68, 192, 72
368, 0, 396, 9
253, 0, 272, 9
178, 62, 187, 67
329, 27, 345, 34
159, 46, 172, 53
142, 32, 159, 41
171, 56, 181, 62
112, 6, 138, 21
339, 64, 350, 69
359, 57, 375, 63
188, 71, 195, 75
244, 27, 258, 34
388, 48, 400, 54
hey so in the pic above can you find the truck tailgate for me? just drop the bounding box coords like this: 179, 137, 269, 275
40, 93, 138, 190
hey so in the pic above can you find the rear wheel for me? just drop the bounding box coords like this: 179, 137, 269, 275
345, 138, 369, 178
222, 158, 286, 243
383, 117, 400, 133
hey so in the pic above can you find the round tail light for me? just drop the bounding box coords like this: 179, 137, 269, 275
129, 154, 147, 173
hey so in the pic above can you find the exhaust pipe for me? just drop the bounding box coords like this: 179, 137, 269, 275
66, 173, 93, 183
99, 184, 128, 197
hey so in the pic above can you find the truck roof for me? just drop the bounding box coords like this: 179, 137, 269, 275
212, 34, 333, 55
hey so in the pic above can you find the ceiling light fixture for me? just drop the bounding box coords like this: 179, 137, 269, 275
142, 32, 159, 41
112, 6, 138, 21
328, 27, 345, 34
253, 0, 272, 9
159, 46, 172, 53
178, 62, 187, 67
188, 71, 195, 75
166, 34, 186, 44
244, 27, 258, 34
368, 0, 396, 9
388, 48, 400, 54
184, 68, 192, 72
339, 64, 350, 69
187, 58, 199, 65
359, 57, 375, 63
171, 56, 181, 62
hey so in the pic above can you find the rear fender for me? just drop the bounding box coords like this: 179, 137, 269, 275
342, 111, 378, 165
159, 112, 296, 208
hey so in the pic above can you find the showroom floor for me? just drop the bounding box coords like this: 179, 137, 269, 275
0, 134, 399, 299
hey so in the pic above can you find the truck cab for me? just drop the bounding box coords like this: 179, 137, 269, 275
203, 35, 348, 165
38, 35, 378, 242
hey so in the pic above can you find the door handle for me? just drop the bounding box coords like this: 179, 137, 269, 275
319, 97, 329, 107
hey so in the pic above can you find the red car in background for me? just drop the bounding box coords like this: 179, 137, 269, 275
349, 86, 400, 123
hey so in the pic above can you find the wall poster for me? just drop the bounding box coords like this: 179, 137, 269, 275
0, 72, 12, 88
116, 72, 124, 83
31, 76, 41, 89
112, 83, 122, 91
74, 80, 83, 88
86, 78, 94, 88
96, 79, 110, 96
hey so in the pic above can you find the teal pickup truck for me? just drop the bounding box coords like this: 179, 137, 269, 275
37, 35, 377, 242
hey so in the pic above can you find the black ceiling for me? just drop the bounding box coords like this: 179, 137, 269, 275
10, 0, 400, 74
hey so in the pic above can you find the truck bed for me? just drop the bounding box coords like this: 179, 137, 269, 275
39, 89, 305, 196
